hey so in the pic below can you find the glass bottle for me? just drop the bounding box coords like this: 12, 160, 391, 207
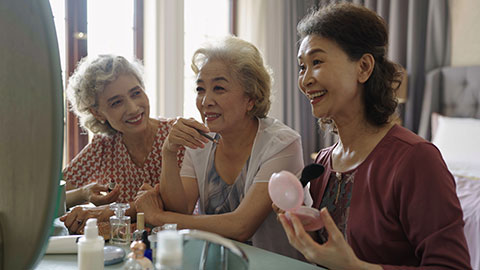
133, 212, 146, 241
110, 202, 131, 245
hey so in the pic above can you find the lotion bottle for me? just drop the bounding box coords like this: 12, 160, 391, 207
77, 218, 104, 270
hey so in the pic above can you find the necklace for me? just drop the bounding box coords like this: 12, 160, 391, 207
334, 172, 343, 204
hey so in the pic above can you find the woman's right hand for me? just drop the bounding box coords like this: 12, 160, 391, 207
59, 206, 112, 234
83, 182, 121, 206
163, 117, 210, 153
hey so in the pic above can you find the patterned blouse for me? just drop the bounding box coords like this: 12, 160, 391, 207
63, 119, 184, 203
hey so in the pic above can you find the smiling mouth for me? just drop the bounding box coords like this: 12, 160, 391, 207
126, 113, 142, 123
307, 90, 327, 100
204, 113, 221, 120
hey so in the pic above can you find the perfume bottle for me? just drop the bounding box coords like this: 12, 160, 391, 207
133, 212, 146, 241
110, 202, 131, 245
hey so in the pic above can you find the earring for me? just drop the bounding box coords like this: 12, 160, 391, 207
100, 119, 105, 124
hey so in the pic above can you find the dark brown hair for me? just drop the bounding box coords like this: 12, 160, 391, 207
297, 3, 401, 126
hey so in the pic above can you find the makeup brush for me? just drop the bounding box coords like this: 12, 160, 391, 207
198, 130, 219, 144
299, 163, 325, 187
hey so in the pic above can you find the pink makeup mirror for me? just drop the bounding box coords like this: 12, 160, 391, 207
268, 164, 325, 231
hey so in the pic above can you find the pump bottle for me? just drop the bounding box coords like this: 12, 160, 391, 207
77, 218, 104, 270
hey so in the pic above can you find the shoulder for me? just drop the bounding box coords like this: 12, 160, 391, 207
257, 117, 300, 143
380, 125, 442, 162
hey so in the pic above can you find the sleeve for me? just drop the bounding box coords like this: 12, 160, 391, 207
179, 148, 196, 178
253, 138, 304, 183
62, 135, 106, 188
382, 143, 471, 270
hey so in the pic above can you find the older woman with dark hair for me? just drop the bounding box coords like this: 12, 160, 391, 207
276, 3, 472, 270
60, 55, 183, 233
135, 36, 306, 260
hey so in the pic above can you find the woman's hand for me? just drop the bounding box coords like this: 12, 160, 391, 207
278, 208, 381, 270
83, 182, 121, 206
163, 117, 210, 153
60, 206, 113, 234
135, 184, 166, 225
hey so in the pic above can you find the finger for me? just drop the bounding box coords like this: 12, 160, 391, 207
173, 119, 210, 144
92, 184, 108, 192
289, 212, 314, 245
63, 209, 79, 228
169, 127, 207, 148
140, 183, 153, 190
272, 203, 284, 214
154, 184, 161, 193
180, 117, 210, 133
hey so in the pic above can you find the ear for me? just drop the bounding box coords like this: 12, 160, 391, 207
357, 53, 375, 84
89, 107, 106, 124
246, 98, 255, 112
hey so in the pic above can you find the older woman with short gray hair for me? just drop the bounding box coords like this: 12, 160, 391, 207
61, 54, 184, 235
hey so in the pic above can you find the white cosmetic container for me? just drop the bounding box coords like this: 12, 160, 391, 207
77, 218, 104, 270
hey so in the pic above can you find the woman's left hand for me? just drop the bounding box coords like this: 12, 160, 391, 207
134, 184, 165, 225
278, 208, 380, 270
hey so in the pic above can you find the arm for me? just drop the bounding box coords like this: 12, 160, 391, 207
144, 182, 272, 242
278, 143, 471, 270
159, 118, 209, 214
141, 139, 305, 242
63, 135, 120, 207
66, 182, 120, 208
379, 143, 471, 270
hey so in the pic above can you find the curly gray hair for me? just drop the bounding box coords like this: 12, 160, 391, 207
191, 36, 273, 118
66, 55, 144, 136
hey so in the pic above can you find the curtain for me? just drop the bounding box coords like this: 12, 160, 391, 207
281, 0, 450, 163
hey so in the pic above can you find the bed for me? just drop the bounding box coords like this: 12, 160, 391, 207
419, 65, 480, 269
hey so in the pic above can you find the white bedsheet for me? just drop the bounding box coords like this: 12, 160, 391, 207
454, 173, 480, 270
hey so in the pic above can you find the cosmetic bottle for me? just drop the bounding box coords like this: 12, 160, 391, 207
110, 202, 131, 245
77, 218, 104, 270
156, 230, 183, 270
142, 230, 153, 261
133, 212, 146, 241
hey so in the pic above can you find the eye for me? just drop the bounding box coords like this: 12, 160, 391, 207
196, 86, 205, 93
298, 64, 305, 73
313, 59, 323, 65
131, 90, 141, 97
213, 86, 225, 91
110, 100, 122, 107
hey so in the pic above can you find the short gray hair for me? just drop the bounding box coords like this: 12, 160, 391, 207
66, 55, 144, 136
191, 36, 272, 118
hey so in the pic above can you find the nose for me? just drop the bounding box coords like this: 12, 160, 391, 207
299, 68, 315, 90
125, 97, 139, 113
201, 91, 215, 107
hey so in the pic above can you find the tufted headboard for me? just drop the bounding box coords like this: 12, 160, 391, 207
418, 65, 480, 140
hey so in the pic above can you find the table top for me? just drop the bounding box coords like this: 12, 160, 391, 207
36, 218, 325, 270
36, 237, 325, 270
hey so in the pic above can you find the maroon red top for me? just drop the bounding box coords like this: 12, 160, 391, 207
311, 124, 471, 269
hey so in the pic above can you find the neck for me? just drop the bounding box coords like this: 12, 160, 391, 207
217, 117, 259, 153
122, 118, 156, 152
336, 117, 394, 155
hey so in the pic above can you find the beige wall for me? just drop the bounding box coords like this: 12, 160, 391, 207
450, 0, 480, 66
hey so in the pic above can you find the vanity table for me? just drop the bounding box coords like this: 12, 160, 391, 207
37, 235, 325, 270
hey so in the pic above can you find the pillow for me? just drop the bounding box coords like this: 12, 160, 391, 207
432, 114, 480, 179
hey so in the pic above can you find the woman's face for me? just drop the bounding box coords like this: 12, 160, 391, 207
195, 60, 254, 134
93, 73, 150, 135
297, 35, 363, 120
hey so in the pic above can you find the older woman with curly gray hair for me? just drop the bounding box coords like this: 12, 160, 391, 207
61, 54, 184, 234
135, 36, 306, 260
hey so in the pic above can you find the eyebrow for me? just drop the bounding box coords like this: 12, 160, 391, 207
196, 76, 229, 84
106, 86, 141, 103
298, 48, 327, 59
